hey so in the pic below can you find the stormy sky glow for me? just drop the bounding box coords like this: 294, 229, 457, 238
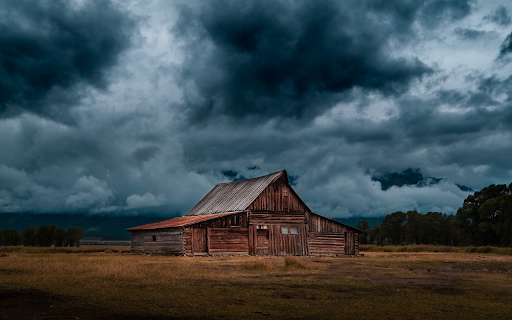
1, 0, 512, 218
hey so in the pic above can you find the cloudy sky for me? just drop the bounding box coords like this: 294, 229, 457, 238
1, 0, 512, 218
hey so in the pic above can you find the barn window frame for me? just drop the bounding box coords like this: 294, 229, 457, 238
231, 215, 239, 227
282, 226, 298, 235
152, 235, 157, 241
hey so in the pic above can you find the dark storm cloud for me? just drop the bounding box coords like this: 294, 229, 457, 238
454, 28, 494, 40
484, 5, 511, 26
0, 0, 137, 121
498, 32, 512, 59
171, 0, 479, 123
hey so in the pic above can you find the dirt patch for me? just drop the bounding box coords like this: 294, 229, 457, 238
0, 288, 174, 320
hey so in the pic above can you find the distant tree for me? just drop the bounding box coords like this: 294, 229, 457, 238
53, 228, 68, 247
0, 229, 4, 246
405, 210, 421, 245
36, 225, 57, 247
369, 224, 383, 245
456, 183, 512, 246
67, 227, 84, 247
22, 226, 38, 247
381, 211, 407, 245
355, 220, 370, 245
477, 191, 512, 247
2, 229, 22, 246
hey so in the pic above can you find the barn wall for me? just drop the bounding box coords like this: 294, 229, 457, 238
208, 228, 249, 255
308, 233, 344, 256
249, 212, 305, 225
182, 213, 250, 256
130, 229, 183, 254
192, 212, 248, 228
308, 213, 346, 233
249, 175, 307, 213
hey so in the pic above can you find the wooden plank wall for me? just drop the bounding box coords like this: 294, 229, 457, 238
183, 227, 192, 256
308, 213, 346, 233
308, 233, 344, 256
208, 228, 249, 255
249, 225, 308, 256
192, 212, 248, 228
130, 229, 183, 254
249, 175, 306, 212
250, 212, 305, 225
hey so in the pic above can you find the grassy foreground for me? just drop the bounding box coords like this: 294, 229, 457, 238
1, 248, 512, 319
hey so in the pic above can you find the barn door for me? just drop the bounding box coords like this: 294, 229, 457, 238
344, 232, 355, 255
192, 228, 207, 254
256, 229, 269, 255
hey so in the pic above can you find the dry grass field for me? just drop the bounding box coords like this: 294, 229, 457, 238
1, 247, 512, 319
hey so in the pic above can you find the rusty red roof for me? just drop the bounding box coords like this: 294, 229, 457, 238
126, 212, 238, 231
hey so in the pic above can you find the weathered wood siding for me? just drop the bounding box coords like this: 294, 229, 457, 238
307, 213, 360, 256
308, 212, 346, 233
192, 212, 248, 228
308, 233, 344, 256
184, 226, 249, 256
208, 228, 249, 255
249, 212, 305, 225
130, 229, 183, 254
248, 224, 308, 256
249, 175, 307, 213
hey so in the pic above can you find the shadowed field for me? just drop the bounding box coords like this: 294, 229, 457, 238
1, 247, 511, 319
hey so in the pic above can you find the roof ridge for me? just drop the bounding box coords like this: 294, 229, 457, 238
215, 169, 286, 185
184, 170, 286, 216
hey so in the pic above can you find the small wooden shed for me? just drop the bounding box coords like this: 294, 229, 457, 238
127, 170, 360, 256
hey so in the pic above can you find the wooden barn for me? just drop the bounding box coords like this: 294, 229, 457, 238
127, 170, 360, 256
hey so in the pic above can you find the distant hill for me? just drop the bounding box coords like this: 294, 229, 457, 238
0, 213, 175, 240
333, 216, 384, 229
372, 168, 474, 192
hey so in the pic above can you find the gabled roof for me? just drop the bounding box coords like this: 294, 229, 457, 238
126, 212, 237, 231
185, 170, 286, 216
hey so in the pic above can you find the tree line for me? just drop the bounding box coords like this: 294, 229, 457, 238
0, 225, 84, 247
356, 182, 512, 247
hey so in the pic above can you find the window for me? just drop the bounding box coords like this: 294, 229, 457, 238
282, 227, 297, 235
152, 235, 157, 242
231, 215, 239, 227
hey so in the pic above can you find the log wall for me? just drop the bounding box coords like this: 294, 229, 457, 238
308, 213, 346, 233
208, 228, 249, 255
308, 233, 344, 256
249, 212, 305, 225
130, 229, 183, 254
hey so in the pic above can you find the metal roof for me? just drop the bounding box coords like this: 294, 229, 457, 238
184, 170, 286, 216
126, 212, 238, 231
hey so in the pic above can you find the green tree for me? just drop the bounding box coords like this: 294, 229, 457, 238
456, 183, 512, 246
369, 224, 383, 245
67, 227, 84, 247
53, 228, 68, 247
22, 226, 38, 247
36, 225, 57, 247
355, 220, 370, 245
405, 210, 421, 245
2, 229, 22, 246
478, 192, 512, 247
381, 211, 407, 245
